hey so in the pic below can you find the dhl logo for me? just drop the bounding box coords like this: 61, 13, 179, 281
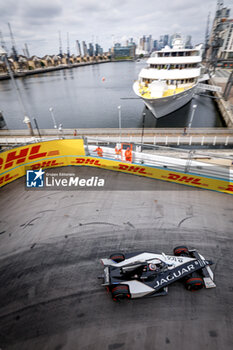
30, 160, 63, 170
117, 164, 147, 174
0, 145, 59, 170
167, 173, 203, 185
74, 158, 102, 166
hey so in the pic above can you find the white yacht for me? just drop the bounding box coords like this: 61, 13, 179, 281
133, 38, 202, 118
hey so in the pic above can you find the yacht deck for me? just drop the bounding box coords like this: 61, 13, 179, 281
139, 84, 192, 99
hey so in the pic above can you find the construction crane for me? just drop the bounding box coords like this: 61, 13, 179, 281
8, 22, 18, 61
67, 32, 70, 59
203, 12, 210, 60
58, 30, 63, 58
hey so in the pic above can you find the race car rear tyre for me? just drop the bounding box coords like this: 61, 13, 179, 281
173, 246, 189, 257
185, 277, 204, 291
111, 285, 130, 301
109, 253, 125, 263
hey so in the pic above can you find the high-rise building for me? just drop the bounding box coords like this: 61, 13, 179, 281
88, 43, 94, 56
207, 1, 232, 66
159, 35, 164, 49
82, 41, 88, 56
139, 35, 146, 51
93, 42, 103, 56
138, 35, 153, 54
163, 35, 169, 47
76, 40, 82, 56
185, 35, 193, 49
217, 20, 233, 62
153, 40, 159, 50
169, 33, 181, 47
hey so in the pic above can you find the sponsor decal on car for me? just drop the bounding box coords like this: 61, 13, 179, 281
153, 260, 211, 290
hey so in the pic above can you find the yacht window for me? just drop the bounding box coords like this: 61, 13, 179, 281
172, 52, 177, 57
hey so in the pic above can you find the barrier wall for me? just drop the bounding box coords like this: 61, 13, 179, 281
0, 139, 232, 194
0, 139, 85, 187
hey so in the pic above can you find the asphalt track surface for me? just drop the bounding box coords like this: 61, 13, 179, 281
0, 167, 233, 350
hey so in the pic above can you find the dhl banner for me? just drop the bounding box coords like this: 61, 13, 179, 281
0, 139, 232, 194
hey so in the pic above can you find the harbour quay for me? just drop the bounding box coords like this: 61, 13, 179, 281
0, 58, 111, 80
1, 128, 233, 148
208, 68, 233, 127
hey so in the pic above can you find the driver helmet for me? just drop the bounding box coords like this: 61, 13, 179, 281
149, 263, 157, 271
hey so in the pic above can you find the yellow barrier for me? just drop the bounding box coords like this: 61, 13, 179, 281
0, 139, 232, 194
70, 156, 233, 194
0, 139, 85, 187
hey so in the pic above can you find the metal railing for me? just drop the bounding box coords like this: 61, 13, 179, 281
86, 139, 233, 182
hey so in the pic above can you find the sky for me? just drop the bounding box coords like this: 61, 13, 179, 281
0, 0, 232, 57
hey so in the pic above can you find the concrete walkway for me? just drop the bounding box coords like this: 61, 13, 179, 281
209, 68, 233, 127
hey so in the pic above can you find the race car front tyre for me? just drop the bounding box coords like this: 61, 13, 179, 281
185, 277, 204, 291
173, 246, 189, 257
111, 285, 130, 301
109, 253, 125, 263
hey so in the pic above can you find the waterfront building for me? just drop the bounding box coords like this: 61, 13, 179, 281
0, 56, 7, 73
113, 43, 130, 58
217, 19, 233, 63
28, 56, 41, 69
113, 42, 136, 59
52, 55, 62, 66
128, 38, 136, 57
18, 55, 29, 70
41, 55, 54, 67
208, 2, 233, 67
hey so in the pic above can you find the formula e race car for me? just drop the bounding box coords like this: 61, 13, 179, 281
100, 246, 216, 301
